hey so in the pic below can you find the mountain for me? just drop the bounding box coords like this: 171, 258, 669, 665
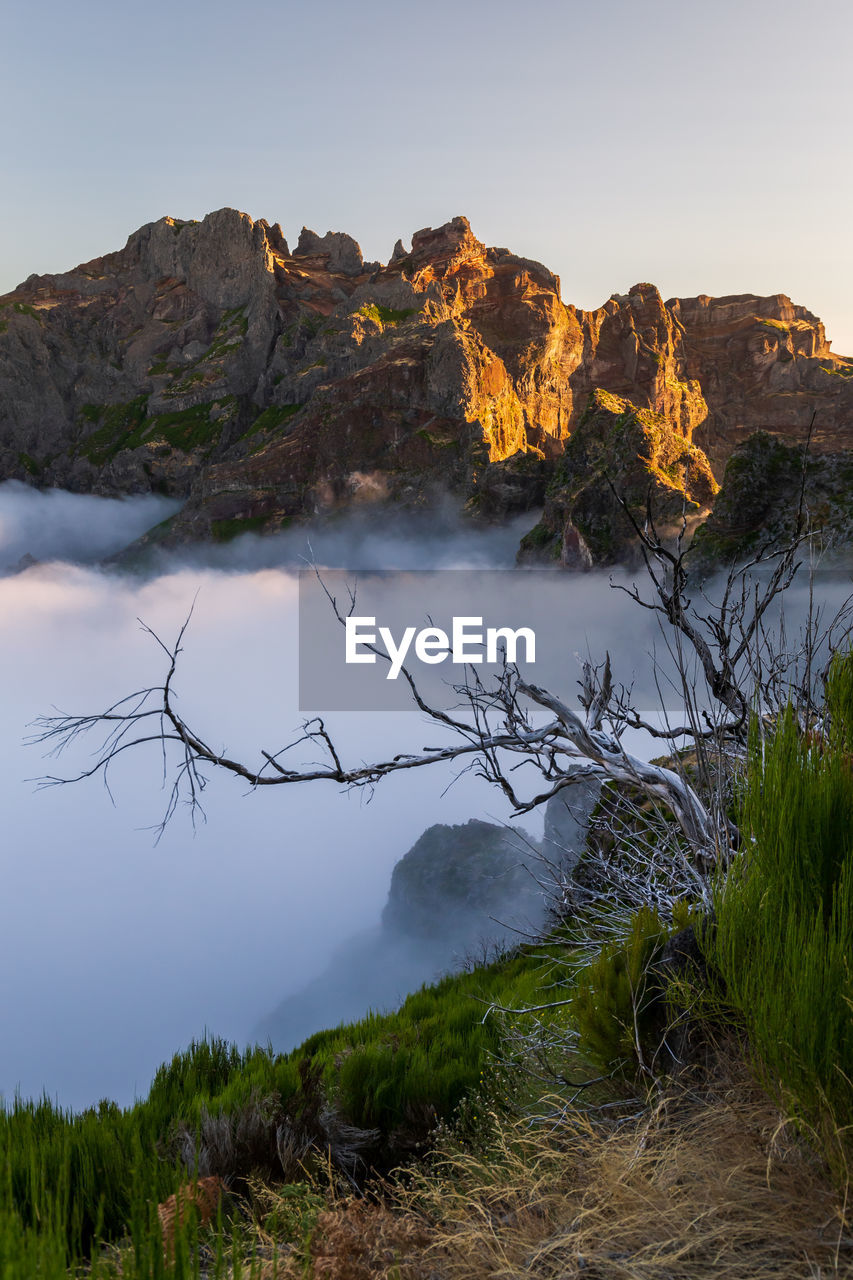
1, 209, 851, 560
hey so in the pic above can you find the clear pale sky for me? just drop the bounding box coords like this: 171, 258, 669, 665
2, 0, 852, 351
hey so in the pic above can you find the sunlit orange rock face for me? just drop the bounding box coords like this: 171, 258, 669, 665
669, 293, 851, 470
0, 208, 850, 545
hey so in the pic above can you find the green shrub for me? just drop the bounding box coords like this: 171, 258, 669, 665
17, 452, 41, 477
569, 905, 672, 1075
357, 303, 418, 326
78, 398, 229, 464
210, 515, 270, 542
243, 404, 300, 437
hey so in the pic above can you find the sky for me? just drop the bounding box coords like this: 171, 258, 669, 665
2, 0, 852, 350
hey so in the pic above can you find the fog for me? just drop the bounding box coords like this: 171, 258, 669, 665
0, 559, 536, 1109
0, 480, 180, 570
1, 485, 849, 1111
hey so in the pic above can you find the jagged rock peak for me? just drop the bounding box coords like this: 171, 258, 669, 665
669, 291, 830, 345
254, 217, 289, 256
3, 206, 852, 560
519, 389, 719, 570
293, 227, 365, 275
409, 215, 485, 271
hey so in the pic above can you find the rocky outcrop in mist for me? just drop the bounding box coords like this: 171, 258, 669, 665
2, 208, 851, 562
255, 819, 546, 1052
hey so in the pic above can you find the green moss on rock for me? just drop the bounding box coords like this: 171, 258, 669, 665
17, 451, 42, 477
77, 396, 151, 465
244, 403, 302, 437
76, 396, 233, 465
211, 514, 270, 541
357, 302, 419, 327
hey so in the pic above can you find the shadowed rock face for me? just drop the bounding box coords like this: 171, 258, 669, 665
0, 210, 579, 537
254, 796, 610, 1055
381, 818, 542, 942
1, 209, 851, 550
690, 431, 853, 569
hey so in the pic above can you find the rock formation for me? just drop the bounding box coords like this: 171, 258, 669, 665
690, 431, 853, 569
518, 389, 718, 568
255, 818, 544, 1052
381, 818, 542, 942
1, 208, 851, 557
671, 293, 853, 472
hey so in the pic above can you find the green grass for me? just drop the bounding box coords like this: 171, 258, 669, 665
77, 397, 151, 466
569, 906, 672, 1075
17, 452, 42, 477
299, 948, 566, 1132
518, 521, 556, 552
416, 427, 461, 451
170, 218, 200, 235
153, 405, 224, 453
298, 314, 325, 339
210, 515, 270, 541
243, 404, 301, 438
707, 650, 853, 1157
195, 308, 249, 362
0, 943, 569, 1272
77, 398, 233, 464
357, 302, 418, 326
0, 301, 41, 321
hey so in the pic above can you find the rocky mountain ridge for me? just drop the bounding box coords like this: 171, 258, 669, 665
1, 208, 851, 560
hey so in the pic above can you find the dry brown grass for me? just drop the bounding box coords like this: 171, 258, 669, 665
243, 1196, 433, 1280
307, 1200, 434, 1280
156, 1174, 228, 1261
400, 1062, 853, 1280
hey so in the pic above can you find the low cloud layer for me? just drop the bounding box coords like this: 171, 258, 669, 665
0, 481, 179, 570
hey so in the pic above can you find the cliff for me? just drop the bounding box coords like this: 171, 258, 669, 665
1, 208, 851, 554
670, 293, 852, 472
518, 389, 718, 568
690, 431, 853, 568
